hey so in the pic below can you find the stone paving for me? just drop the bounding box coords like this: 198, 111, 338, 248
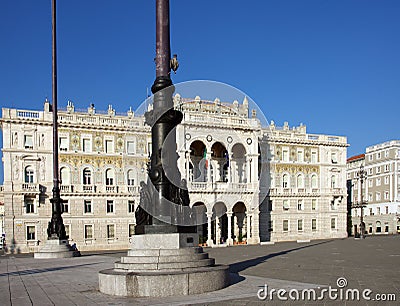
0, 235, 399, 305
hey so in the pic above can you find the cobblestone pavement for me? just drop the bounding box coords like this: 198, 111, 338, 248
0, 235, 399, 305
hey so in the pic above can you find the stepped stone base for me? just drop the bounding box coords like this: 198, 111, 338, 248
99, 233, 230, 297
34, 239, 80, 259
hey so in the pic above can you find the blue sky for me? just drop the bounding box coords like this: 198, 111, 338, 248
1, 0, 399, 183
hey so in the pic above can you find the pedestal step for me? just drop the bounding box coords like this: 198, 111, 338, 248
121, 252, 208, 264
115, 258, 215, 272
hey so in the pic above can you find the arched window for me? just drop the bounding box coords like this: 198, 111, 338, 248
83, 168, 91, 185
25, 166, 34, 183
106, 168, 114, 186
282, 174, 289, 188
331, 175, 336, 188
311, 174, 318, 188
296, 174, 304, 188
376, 221, 381, 233
60, 167, 70, 185
127, 170, 135, 186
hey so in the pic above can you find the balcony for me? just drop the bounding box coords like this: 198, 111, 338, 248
21, 183, 40, 193
60, 185, 74, 193
127, 186, 139, 194
82, 185, 96, 193
105, 185, 118, 193
188, 181, 258, 192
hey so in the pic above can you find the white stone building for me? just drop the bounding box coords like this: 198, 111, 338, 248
1, 97, 349, 253
348, 141, 400, 236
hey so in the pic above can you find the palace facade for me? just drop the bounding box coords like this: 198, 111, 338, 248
1, 96, 348, 253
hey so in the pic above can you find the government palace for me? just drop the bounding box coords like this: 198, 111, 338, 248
0, 95, 349, 253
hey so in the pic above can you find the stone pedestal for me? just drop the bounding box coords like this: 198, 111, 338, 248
34, 239, 80, 259
99, 233, 230, 297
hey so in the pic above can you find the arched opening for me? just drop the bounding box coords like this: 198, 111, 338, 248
331, 175, 336, 188
190, 140, 207, 182
376, 221, 382, 233
282, 173, 289, 188
232, 202, 247, 244
83, 168, 92, 185
212, 202, 227, 244
296, 174, 304, 188
105, 168, 115, 185
127, 169, 135, 186
231, 143, 246, 183
211, 142, 228, 182
60, 167, 70, 185
311, 174, 318, 188
192, 202, 207, 245
24, 166, 34, 183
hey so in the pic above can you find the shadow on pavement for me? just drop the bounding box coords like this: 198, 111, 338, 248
0, 262, 103, 277
229, 240, 333, 275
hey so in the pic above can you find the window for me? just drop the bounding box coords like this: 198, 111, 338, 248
25, 199, 34, 214
384, 164, 390, 172
282, 174, 289, 188
384, 192, 389, 200
129, 224, 135, 237
24, 166, 34, 183
376, 152, 381, 159
268, 220, 273, 232
62, 201, 69, 213
60, 167, 70, 185
385, 206, 389, 214
369, 208, 373, 215
84, 224, 93, 239
368, 168, 373, 175
282, 149, 289, 162
127, 170, 135, 186
84, 200, 92, 213
105, 139, 114, 153
107, 224, 115, 239
297, 150, 304, 162
297, 199, 303, 210
127, 141, 135, 155
377, 207, 381, 215
384, 223, 389, 233
296, 174, 304, 188
376, 221, 381, 233
376, 166, 381, 174
311, 174, 318, 188
283, 200, 289, 210
83, 168, 91, 185
331, 175, 336, 188
105, 169, 114, 185
312, 219, 317, 231
297, 219, 303, 231
369, 154, 373, 161
24, 135, 33, 149
26, 226, 36, 240
384, 176, 389, 184
311, 199, 317, 211
331, 152, 337, 164
107, 200, 114, 213
368, 194, 372, 202
128, 200, 135, 213
376, 192, 381, 201
376, 178, 381, 186
283, 220, 289, 232
268, 200, 273, 211
368, 180, 373, 187
83, 138, 91, 153
311, 151, 317, 163
59, 137, 68, 151
385, 150, 389, 158
331, 218, 336, 230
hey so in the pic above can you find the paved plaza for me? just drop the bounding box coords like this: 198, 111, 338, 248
0, 235, 399, 305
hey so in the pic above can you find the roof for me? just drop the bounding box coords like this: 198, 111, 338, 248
347, 154, 365, 163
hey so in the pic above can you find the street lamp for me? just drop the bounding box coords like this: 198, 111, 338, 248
354, 164, 367, 239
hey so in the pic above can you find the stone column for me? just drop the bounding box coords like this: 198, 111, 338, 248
216, 217, 220, 245
246, 212, 251, 244
185, 151, 190, 182
227, 212, 233, 245
206, 213, 213, 246
227, 153, 233, 184
206, 151, 212, 184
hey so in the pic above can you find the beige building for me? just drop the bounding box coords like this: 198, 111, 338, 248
348, 141, 400, 236
1, 97, 349, 253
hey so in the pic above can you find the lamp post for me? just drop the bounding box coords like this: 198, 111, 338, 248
46, 0, 67, 240
354, 164, 367, 239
